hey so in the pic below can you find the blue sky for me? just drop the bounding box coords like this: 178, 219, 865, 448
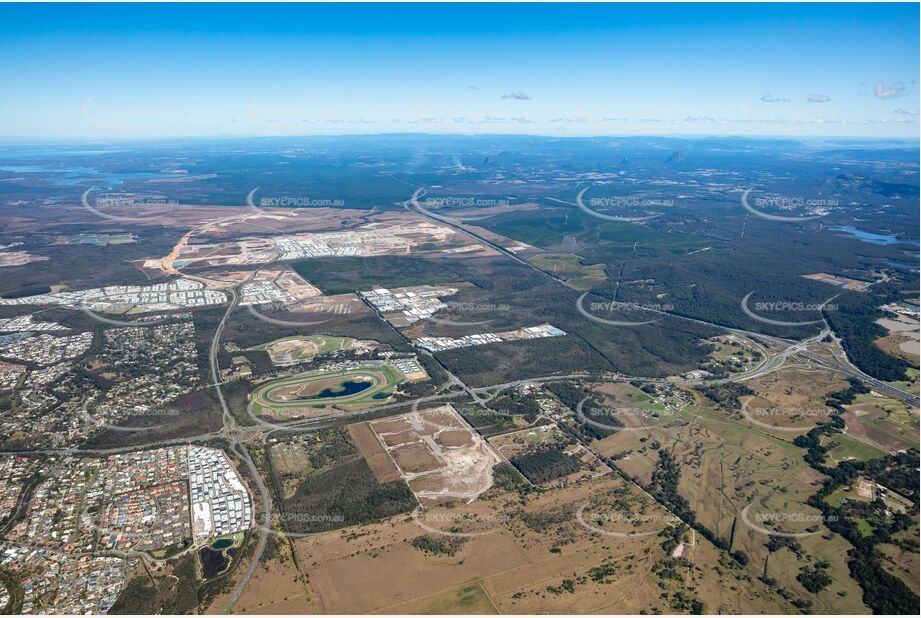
0, 2, 918, 139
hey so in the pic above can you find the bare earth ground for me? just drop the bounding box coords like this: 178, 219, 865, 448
368, 405, 503, 504
346, 421, 402, 482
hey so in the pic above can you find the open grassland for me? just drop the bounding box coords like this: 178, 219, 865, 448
590, 381, 697, 435
593, 380, 872, 613
888, 367, 919, 396
842, 393, 920, 453
820, 433, 887, 466
527, 252, 606, 290
295, 474, 792, 614
878, 525, 921, 596
738, 368, 849, 436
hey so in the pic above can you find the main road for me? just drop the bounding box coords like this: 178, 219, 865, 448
406, 189, 918, 407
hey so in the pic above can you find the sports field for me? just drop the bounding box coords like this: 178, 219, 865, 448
250, 363, 403, 416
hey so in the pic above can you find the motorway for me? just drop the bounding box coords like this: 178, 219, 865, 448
208, 284, 272, 614
407, 189, 918, 407
8, 190, 910, 611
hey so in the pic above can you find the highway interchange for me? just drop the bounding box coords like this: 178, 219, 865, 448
3, 192, 915, 612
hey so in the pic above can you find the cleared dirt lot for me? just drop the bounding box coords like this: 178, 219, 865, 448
368, 405, 503, 504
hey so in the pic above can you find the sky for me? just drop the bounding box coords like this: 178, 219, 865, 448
0, 2, 918, 139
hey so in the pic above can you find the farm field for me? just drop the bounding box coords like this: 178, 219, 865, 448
841, 393, 920, 453
820, 433, 887, 466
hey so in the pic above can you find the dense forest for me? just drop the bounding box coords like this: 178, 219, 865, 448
510, 446, 581, 484
824, 294, 914, 382
790, 380, 920, 614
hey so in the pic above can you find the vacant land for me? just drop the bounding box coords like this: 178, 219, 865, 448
841, 392, 920, 453
295, 474, 793, 614
528, 252, 607, 290
249, 335, 357, 365
368, 405, 503, 504
593, 377, 873, 614
271, 428, 418, 535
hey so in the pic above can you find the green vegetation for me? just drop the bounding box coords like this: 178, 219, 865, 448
0, 568, 23, 614
696, 382, 754, 409
528, 252, 607, 290
797, 562, 833, 593
490, 462, 528, 492
285, 456, 417, 533
821, 434, 887, 465
509, 446, 581, 484
109, 554, 200, 614
794, 388, 920, 614
825, 295, 914, 382
292, 256, 461, 294
273, 428, 417, 534
410, 535, 467, 556
487, 390, 542, 423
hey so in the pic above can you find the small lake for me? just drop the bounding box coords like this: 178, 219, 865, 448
833, 225, 918, 247
0, 164, 168, 187
211, 538, 234, 550
315, 379, 372, 399
199, 547, 229, 579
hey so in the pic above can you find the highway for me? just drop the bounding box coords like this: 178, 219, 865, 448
209, 285, 272, 615
407, 189, 918, 406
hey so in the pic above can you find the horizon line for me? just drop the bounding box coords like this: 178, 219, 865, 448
0, 131, 919, 145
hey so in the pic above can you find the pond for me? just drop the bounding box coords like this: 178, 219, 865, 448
199, 547, 229, 579
315, 379, 372, 399
211, 538, 234, 550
